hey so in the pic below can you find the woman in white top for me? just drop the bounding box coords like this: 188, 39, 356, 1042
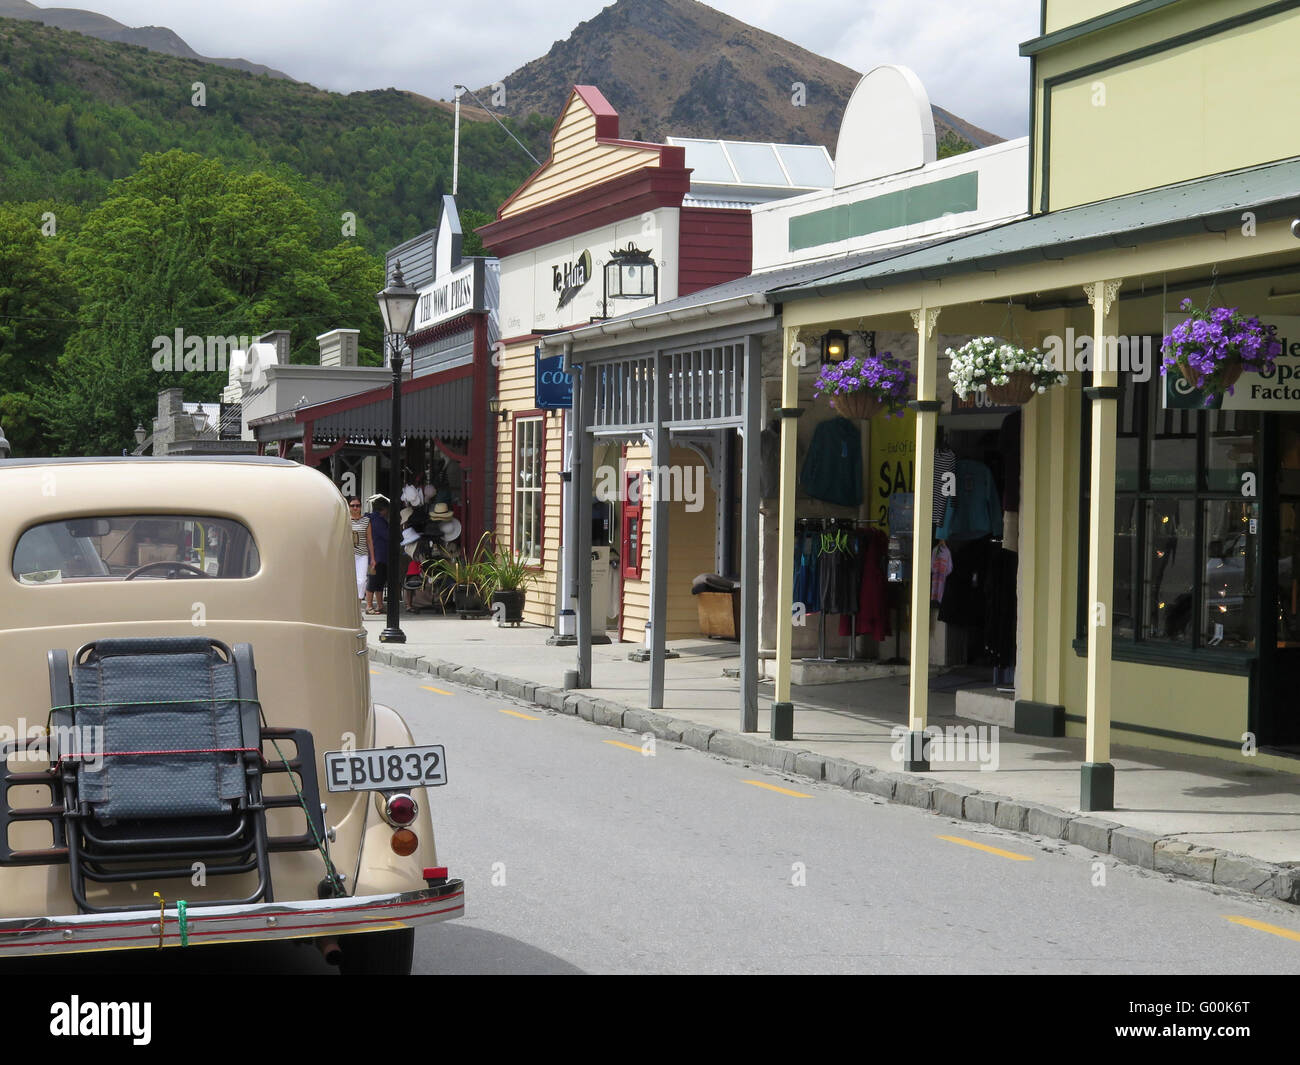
348, 498, 372, 602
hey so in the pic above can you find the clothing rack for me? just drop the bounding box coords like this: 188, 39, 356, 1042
794, 517, 887, 663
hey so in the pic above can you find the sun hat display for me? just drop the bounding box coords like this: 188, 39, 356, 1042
400, 506, 413, 526
400, 527, 421, 547
438, 517, 462, 542
431, 502, 453, 520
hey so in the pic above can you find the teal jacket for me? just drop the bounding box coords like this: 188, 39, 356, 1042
799, 417, 863, 507
935, 459, 1003, 541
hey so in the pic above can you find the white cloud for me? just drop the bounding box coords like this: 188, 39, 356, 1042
74, 0, 1035, 133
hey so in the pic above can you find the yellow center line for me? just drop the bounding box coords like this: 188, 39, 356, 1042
743, 779, 812, 798
420, 685, 453, 696
369, 669, 380, 675
603, 739, 645, 752
937, 835, 1034, 861
1224, 915, 1300, 942
500, 708, 539, 721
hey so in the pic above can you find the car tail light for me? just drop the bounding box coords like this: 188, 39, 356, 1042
391, 829, 418, 856
384, 793, 418, 826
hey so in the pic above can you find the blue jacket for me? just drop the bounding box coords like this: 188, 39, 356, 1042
935, 460, 1002, 541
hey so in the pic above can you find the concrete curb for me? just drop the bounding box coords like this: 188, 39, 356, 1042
370, 644, 1300, 908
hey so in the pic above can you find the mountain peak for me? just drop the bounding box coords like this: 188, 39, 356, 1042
488, 0, 1001, 149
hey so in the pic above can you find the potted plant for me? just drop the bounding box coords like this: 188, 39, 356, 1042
947, 337, 1065, 405
480, 545, 538, 626
1160, 298, 1281, 403
812, 348, 914, 419
421, 536, 491, 618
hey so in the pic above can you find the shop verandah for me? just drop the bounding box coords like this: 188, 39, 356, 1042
771, 157, 1300, 810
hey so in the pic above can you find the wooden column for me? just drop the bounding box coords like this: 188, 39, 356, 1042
771, 325, 801, 740
905, 306, 941, 770
1082, 279, 1122, 811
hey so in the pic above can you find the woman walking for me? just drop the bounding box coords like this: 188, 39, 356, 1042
348, 497, 371, 604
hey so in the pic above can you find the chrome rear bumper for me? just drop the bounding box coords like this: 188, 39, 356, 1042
0, 880, 464, 956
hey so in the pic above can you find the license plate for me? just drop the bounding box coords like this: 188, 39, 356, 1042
323, 745, 447, 793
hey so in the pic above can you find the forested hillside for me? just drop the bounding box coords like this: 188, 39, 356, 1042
0, 17, 549, 250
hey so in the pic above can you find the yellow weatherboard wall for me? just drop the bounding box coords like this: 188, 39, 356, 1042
1045, 8, 1300, 210
1030, 0, 1298, 211
1044, 0, 1133, 34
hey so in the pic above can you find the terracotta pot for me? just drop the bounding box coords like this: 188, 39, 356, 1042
830, 392, 884, 419
984, 371, 1037, 406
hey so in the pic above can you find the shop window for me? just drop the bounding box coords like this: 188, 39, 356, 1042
621, 468, 643, 580
1078, 370, 1260, 657
513, 415, 543, 564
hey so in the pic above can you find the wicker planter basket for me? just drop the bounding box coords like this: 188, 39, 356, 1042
984, 371, 1038, 406
830, 392, 885, 419
1178, 359, 1244, 394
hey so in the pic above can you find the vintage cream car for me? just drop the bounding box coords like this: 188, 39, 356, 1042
0, 456, 462, 973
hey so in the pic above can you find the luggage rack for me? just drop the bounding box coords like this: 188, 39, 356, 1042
0, 637, 327, 914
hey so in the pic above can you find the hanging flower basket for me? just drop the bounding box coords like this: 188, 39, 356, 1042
830, 391, 885, 419
1162, 299, 1279, 404
946, 337, 1064, 404
812, 346, 913, 419
985, 371, 1038, 406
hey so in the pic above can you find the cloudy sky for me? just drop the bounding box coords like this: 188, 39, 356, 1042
70, 0, 1038, 138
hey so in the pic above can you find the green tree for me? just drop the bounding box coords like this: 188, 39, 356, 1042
459, 207, 494, 257
33, 150, 385, 455
0, 200, 80, 455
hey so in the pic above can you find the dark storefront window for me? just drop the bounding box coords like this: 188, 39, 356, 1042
1079, 371, 1260, 657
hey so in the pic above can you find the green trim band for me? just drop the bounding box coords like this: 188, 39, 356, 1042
908, 400, 944, 412
1070, 636, 1253, 676
1020, 0, 1181, 56
789, 172, 979, 252
1082, 386, 1122, 400
777, 408, 804, 418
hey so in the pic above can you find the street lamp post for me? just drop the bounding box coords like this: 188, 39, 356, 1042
376, 261, 419, 644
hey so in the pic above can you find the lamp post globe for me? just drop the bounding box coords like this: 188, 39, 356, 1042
376, 262, 419, 644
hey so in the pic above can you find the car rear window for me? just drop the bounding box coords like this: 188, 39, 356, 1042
13, 516, 260, 584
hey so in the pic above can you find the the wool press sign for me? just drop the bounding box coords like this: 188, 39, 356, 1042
1163, 314, 1300, 410
413, 261, 477, 332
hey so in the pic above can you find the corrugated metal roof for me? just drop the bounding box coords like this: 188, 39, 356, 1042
771, 157, 1300, 301
584, 236, 953, 326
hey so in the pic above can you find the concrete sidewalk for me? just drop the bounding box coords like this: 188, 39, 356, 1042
364, 612, 1300, 904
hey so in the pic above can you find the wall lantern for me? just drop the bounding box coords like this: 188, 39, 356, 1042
821, 329, 849, 364
488, 395, 508, 422
602, 243, 658, 317
134, 424, 148, 445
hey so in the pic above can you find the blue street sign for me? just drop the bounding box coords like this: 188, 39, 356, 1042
536, 349, 574, 409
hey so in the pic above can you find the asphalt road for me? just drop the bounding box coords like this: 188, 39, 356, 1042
10, 660, 1300, 976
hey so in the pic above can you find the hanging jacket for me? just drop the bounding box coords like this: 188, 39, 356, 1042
935, 459, 1003, 542
799, 417, 863, 507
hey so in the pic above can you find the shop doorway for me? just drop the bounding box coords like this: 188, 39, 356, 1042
1258, 413, 1300, 749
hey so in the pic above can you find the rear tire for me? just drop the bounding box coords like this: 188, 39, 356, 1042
337, 928, 414, 975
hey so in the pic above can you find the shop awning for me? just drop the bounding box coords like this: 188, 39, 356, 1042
769, 156, 1300, 301
290, 364, 474, 448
